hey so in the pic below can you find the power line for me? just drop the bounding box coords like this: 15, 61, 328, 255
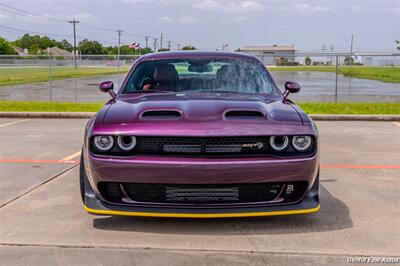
0, 3, 68, 23
0, 25, 75, 38
79, 22, 114, 32
0, 3, 185, 50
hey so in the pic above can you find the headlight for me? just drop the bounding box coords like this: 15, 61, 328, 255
292, 136, 312, 151
93, 136, 114, 151
117, 136, 136, 151
269, 136, 289, 151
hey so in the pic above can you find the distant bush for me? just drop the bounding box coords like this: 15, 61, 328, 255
276, 58, 299, 66
0, 37, 17, 55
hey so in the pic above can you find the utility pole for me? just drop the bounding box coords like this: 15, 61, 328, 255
349, 33, 354, 66
153, 38, 158, 52
116, 29, 123, 70
68, 19, 79, 68
145, 36, 149, 48
167, 40, 171, 50
160, 33, 163, 50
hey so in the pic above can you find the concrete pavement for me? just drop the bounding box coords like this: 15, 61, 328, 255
0, 119, 399, 265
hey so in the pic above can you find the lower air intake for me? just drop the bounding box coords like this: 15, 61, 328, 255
98, 182, 308, 205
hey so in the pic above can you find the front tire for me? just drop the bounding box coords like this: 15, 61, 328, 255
79, 150, 86, 203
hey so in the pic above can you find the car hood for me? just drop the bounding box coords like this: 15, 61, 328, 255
97, 93, 308, 136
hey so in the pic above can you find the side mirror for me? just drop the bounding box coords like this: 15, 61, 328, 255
99, 81, 116, 100
283, 81, 301, 101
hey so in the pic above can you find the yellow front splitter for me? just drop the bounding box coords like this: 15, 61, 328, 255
84, 204, 320, 218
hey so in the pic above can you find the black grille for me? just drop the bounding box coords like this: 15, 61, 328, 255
123, 183, 283, 204
135, 136, 271, 155
97, 182, 309, 205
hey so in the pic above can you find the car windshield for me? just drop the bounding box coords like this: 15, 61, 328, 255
122, 58, 278, 95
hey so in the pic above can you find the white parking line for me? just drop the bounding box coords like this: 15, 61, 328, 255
393, 122, 400, 128
60, 151, 81, 162
0, 119, 29, 128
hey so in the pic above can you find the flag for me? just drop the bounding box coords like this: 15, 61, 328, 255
128, 42, 140, 49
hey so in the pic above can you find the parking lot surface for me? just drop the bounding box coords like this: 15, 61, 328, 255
0, 119, 399, 265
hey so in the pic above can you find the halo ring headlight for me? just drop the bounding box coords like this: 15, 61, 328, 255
117, 136, 136, 151
270, 136, 289, 151
292, 136, 312, 151
94, 136, 114, 152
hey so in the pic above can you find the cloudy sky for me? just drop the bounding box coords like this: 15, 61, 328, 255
0, 0, 399, 52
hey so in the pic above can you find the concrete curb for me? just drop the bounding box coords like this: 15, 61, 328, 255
309, 114, 400, 121
1, 112, 400, 121
0, 112, 95, 119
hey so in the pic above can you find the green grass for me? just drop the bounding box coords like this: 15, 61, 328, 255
298, 102, 400, 115
1, 101, 399, 115
0, 101, 103, 112
0, 66, 130, 86
269, 66, 400, 83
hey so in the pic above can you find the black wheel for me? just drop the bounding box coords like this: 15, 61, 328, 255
79, 150, 85, 203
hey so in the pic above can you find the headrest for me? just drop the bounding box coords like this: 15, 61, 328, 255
153, 64, 178, 84
216, 65, 240, 80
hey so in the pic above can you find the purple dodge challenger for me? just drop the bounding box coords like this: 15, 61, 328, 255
81, 51, 320, 218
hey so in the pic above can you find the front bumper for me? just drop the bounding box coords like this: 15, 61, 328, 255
83, 167, 320, 218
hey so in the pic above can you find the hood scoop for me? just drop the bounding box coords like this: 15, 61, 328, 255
224, 110, 265, 119
141, 110, 182, 120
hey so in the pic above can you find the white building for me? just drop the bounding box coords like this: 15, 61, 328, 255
239, 45, 296, 65
353, 52, 400, 66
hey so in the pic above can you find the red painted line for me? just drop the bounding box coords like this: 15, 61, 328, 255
321, 164, 400, 169
0, 158, 79, 164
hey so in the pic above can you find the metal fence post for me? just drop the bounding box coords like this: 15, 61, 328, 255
75, 78, 78, 102
335, 55, 338, 103
116, 55, 120, 88
49, 55, 53, 102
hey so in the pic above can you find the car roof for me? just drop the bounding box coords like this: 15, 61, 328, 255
138, 51, 258, 62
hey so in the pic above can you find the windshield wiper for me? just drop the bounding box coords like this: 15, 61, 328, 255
130, 90, 175, 94
181, 90, 241, 94
211, 90, 241, 94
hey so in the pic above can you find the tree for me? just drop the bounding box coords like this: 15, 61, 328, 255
344, 56, 354, 65
305, 56, 312, 65
119, 45, 135, 55
12, 34, 69, 54
0, 37, 17, 55
57, 39, 73, 52
158, 48, 170, 52
181, 45, 196, 50
104, 45, 153, 55
79, 39, 105, 55
396, 40, 400, 52
140, 47, 153, 54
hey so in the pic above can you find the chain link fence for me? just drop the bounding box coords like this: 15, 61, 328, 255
0, 53, 399, 103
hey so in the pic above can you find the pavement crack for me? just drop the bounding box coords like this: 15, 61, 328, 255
1, 242, 399, 259
0, 164, 78, 209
